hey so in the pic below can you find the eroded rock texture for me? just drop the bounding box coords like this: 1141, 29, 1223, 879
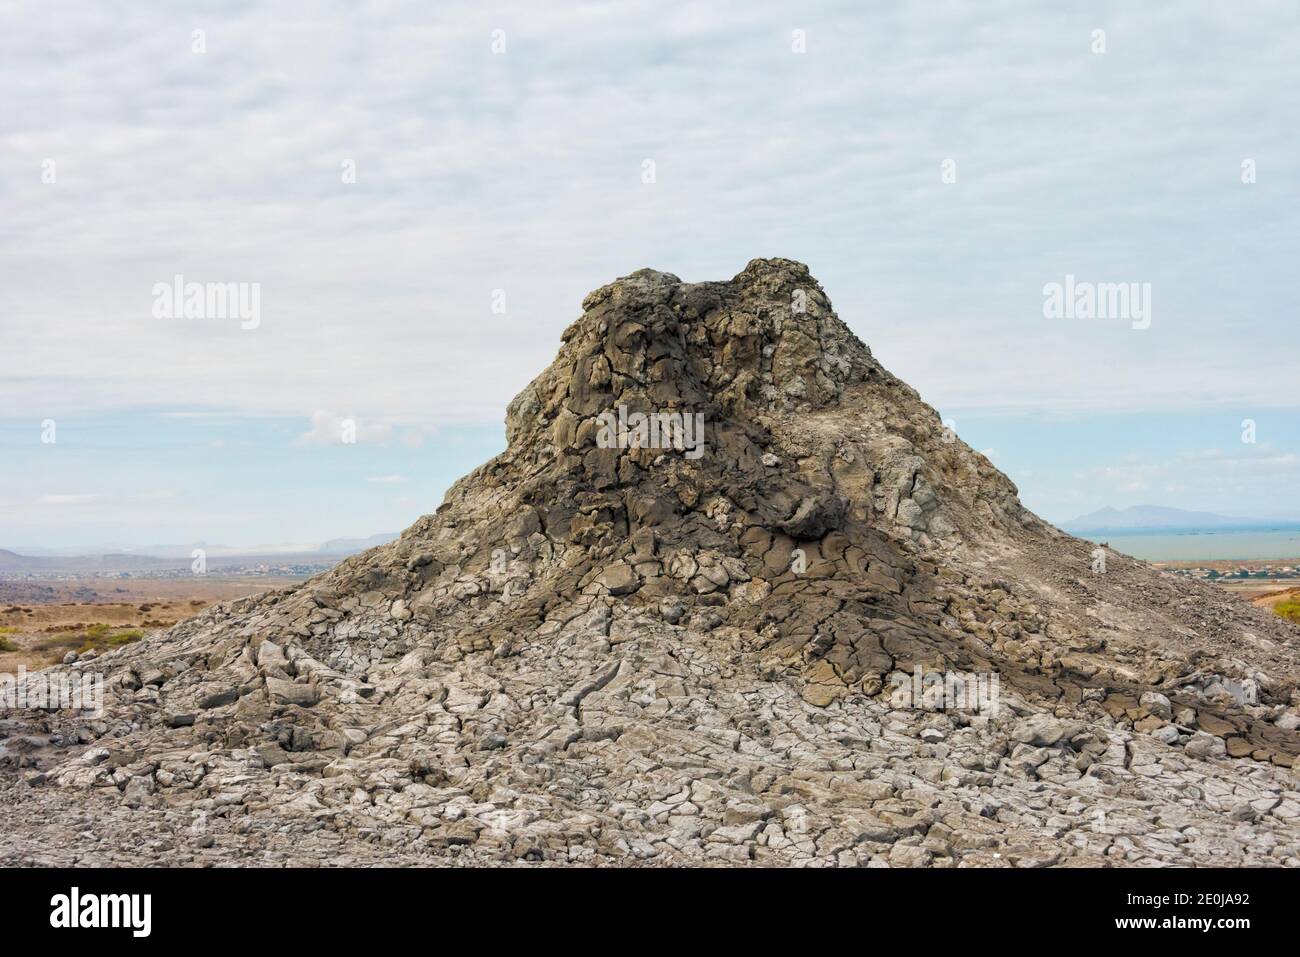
3, 259, 1299, 867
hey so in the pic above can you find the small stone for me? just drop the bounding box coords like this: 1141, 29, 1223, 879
255, 641, 289, 672
1225, 737, 1253, 758
888, 845, 933, 867
708, 821, 763, 844
443, 821, 481, 845
254, 743, 292, 766
1139, 692, 1172, 720
1228, 801, 1256, 822
266, 677, 318, 707
1197, 712, 1238, 737
1150, 725, 1180, 746
1185, 732, 1226, 759
1009, 714, 1081, 748
122, 775, 156, 807
630, 527, 657, 559
660, 598, 686, 624
199, 688, 240, 710
595, 562, 640, 595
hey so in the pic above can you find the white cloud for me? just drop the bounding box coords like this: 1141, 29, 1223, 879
38, 493, 101, 505
1, 1, 1296, 429
295, 411, 392, 447
1085, 445, 1300, 513
367, 474, 407, 484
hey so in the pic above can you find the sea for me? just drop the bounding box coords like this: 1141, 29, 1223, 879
1076, 525, 1300, 562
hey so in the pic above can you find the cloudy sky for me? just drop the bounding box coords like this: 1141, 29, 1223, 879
2, 1, 1298, 548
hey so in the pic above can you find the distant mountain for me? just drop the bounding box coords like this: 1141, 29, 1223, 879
2, 535, 399, 562
1062, 505, 1269, 533
318, 533, 399, 554
6, 543, 232, 559
0, 548, 176, 575
0, 548, 46, 569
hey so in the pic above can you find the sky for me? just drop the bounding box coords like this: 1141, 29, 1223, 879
2, 0, 1298, 549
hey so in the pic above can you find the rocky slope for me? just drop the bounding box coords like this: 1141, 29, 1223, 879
3, 259, 1299, 867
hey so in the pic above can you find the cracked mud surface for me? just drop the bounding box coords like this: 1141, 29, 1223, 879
3, 259, 1298, 867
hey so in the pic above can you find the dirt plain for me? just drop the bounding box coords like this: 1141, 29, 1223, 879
0, 578, 300, 673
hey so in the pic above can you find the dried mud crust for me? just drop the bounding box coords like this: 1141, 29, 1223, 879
3, 259, 1298, 867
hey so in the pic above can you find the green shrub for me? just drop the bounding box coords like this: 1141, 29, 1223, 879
1274, 598, 1300, 625
0, 636, 18, 652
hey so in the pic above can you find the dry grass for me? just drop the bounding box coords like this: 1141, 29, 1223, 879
28, 623, 146, 662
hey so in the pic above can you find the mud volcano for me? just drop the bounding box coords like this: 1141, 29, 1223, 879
3, 259, 1298, 867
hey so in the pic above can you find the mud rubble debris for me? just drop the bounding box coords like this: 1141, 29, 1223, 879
3, 259, 1298, 867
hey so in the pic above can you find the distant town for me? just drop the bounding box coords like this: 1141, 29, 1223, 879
0, 537, 395, 584
0, 559, 339, 583
1165, 564, 1299, 583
